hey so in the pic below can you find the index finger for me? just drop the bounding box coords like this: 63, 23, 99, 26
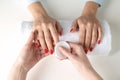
97, 24, 103, 44
59, 46, 74, 59
49, 24, 59, 45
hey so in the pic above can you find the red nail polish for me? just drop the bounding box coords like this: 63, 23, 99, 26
59, 32, 62, 36
84, 49, 88, 54
35, 43, 39, 48
90, 47, 93, 52
49, 49, 53, 54
44, 49, 48, 54
70, 28, 73, 32
98, 40, 101, 44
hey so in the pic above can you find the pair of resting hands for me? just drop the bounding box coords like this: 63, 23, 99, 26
29, 1, 103, 54
9, 31, 103, 80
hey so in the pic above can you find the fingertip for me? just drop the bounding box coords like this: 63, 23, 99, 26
58, 46, 64, 51
97, 26, 103, 44
59, 31, 62, 36
58, 46, 73, 59
97, 40, 101, 44
89, 47, 93, 52
89, 43, 95, 52
56, 21, 63, 35
84, 48, 88, 54
70, 20, 78, 33
70, 25, 77, 33
70, 28, 74, 32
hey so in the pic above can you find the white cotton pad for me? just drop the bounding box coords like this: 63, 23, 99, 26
54, 41, 71, 60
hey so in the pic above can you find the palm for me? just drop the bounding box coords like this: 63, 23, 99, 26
19, 43, 46, 71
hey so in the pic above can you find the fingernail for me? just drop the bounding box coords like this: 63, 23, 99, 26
70, 28, 73, 32
59, 32, 62, 36
98, 40, 101, 44
35, 43, 39, 48
90, 47, 93, 52
49, 49, 53, 54
84, 49, 88, 54
44, 49, 48, 54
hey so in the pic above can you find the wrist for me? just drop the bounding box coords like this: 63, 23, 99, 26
14, 61, 28, 74
82, 1, 99, 16
80, 65, 103, 80
33, 10, 49, 20
28, 2, 48, 19
15, 57, 32, 73
8, 62, 27, 80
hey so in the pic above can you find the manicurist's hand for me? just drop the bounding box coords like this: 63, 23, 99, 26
8, 31, 48, 80
59, 43, 103, 80
18, 31, 48, 72
29, 2, 62, 54
70, 1, 102, 53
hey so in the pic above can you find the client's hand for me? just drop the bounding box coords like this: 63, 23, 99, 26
59, 43, 103, 80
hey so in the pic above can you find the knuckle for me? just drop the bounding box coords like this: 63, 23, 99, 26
39, 35, 44, 40
80, 24, 85, 28
87, 21, 92, 25
45, 35, 51, 40
91, 42, 96, 47
87, 35, 91, 40
93, 34, 97, 38
33, 24, 40, 29
80, 34, 84, 39
88, 25, 92, 29
33, 22, 39, 26
53, 30, 58, 34
45, 35, 51, 39
77, 19, 82, 24
85, 43, 89, 48
41, 23, 47, 27
79, 40, 84, 45
87, 23, 92, 28
47, 23, 53, 27
78, 18, 87, 24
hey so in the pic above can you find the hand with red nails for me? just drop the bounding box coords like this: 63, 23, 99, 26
59, 43, 103, 80
70, 2, 102, 53
29, 2, 62, 54
18, 32, 49, 72
8, 31, 50, 80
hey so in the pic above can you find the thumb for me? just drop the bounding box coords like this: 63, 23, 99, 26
59, 46, 73, 59
70, 20, 78, 32
69, 42, 85, 56
56, 21, 63, 36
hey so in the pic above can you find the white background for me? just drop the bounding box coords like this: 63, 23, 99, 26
0, 0, 120, 80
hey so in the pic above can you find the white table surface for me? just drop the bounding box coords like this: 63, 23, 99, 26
0, 0, 120, 80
